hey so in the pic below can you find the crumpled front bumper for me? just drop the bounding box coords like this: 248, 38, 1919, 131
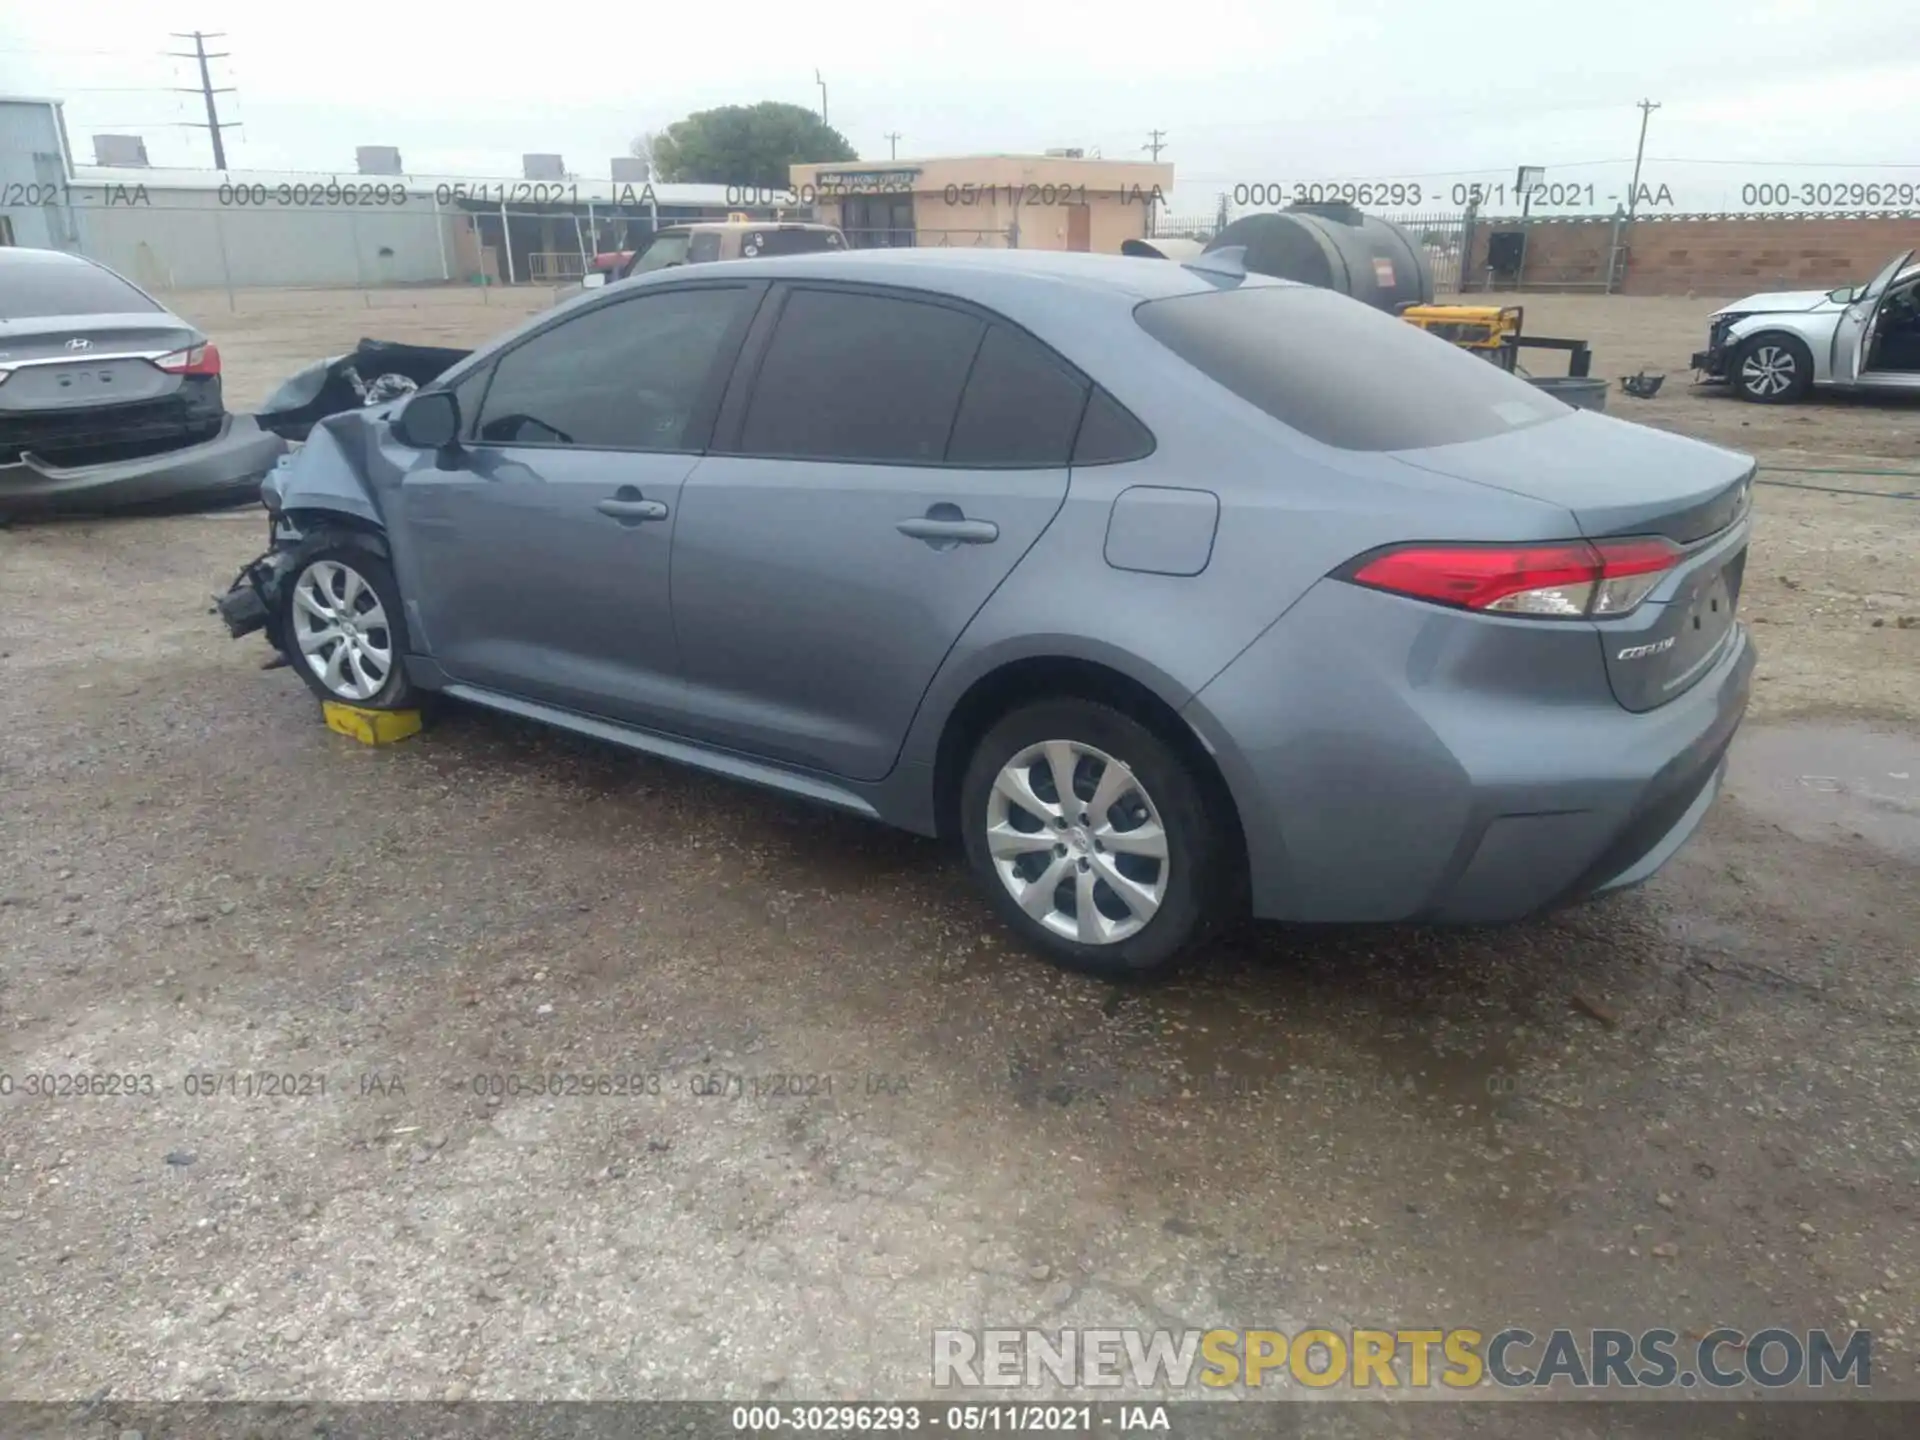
215, 514, 306, 641
0, 414, 287, 519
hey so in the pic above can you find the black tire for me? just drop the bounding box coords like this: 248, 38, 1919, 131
278, 532, 417, 711
1730, 333, 1813, 404
960, 699, 1221, 980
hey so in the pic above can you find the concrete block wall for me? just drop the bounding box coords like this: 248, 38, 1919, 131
1463, 215, 1919, 296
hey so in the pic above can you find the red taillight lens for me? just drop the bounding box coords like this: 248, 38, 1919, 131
155, 341, 221, 377
1346, 537, 1681, 618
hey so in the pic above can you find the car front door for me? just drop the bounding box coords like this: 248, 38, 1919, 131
669, 284, 1088, 780
386, 281, 763, 726
1830, 249, 1914, 386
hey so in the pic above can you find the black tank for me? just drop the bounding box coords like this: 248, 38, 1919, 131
1204, 203, 1434, 312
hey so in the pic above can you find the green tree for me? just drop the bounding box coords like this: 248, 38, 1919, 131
636, 103, 857, 188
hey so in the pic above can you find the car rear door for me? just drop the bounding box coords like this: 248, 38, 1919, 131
1830, 249, 1914, 385
669, 283, 1085, 780
386, 281, 763, 727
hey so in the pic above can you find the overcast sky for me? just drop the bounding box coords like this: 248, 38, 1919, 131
4, 0, 1919, 214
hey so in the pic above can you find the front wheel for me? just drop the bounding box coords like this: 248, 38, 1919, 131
1731, 334, 1813, 403
960, 700, 1221, 979
279, 538, 416, 710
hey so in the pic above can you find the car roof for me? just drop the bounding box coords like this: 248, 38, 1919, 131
618, 246, 1285, 313
0, 246, 102, 269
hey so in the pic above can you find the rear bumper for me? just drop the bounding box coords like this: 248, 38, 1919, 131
1184, 579, 1755, 925
0, 414, 287, 519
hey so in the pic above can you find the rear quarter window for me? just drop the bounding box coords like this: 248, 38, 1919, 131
1134, 284, 1569, 451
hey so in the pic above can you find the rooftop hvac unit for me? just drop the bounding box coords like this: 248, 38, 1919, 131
522, 153, 566, 181
92, 134, 149, 167
356, 145, 403, 175
611, 156, 651, 183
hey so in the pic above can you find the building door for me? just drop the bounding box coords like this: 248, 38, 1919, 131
1066, 204, 1091, 252
845, 194, 916, 248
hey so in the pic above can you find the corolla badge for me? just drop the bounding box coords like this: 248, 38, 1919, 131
1617, 636, 1677, 661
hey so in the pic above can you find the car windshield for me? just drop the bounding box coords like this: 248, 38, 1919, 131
0, 258, 161, 318
1136, 282, 1568, 451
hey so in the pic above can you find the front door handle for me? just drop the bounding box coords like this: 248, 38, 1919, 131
896, 504, 998, 548
597, 493, 669, 524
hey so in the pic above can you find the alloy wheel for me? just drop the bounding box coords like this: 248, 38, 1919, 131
1740, 344, 1797, 398
984, 739, 1170, 945
291, 559, 393, 702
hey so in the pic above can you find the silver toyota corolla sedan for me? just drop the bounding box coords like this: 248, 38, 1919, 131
219, 248, 1756, 977
1692, 247, 1920, 403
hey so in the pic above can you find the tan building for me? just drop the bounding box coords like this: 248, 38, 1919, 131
787, 154, 1173, 254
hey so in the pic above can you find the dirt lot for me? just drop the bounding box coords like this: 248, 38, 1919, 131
1, 286, 1917, 1424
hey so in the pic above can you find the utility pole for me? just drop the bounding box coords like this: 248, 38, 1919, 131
885, 131, 902, 160
815, 69, 828, 127
1626, 99, 1660, 221
1141, 130, 1167, 236
169, 31, 239, 170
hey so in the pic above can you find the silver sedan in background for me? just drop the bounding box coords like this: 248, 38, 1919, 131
1692, 247, 1920, 402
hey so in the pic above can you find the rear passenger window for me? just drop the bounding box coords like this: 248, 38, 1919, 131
689, 233, 722, 263
1073, 387, 1155, 464
736, 288, 986, 464
946, 325, 1089, 467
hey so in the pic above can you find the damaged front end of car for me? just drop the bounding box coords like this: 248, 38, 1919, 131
216, 334, 469, 651
213, 401, 403, 656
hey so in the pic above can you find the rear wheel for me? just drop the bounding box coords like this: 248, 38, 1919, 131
960, 700, 1219, 979
1731, 334, 1813, 403
279, 538, 416, 710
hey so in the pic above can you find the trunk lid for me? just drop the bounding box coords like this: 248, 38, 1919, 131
0, 313, 199, 412
1390, 410, 1754, 710
0, 312, 200, 363
1388, 409, 1754, 543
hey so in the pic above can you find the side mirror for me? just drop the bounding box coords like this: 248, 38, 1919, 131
393, 389, 461, 449
582, 272, 607, 289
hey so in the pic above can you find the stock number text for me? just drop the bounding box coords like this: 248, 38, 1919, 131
1236, 181, 1424, 208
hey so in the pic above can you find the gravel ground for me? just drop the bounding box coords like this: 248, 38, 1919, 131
1, 287, 1916, 1419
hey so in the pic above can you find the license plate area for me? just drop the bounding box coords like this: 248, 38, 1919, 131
0, 359, 170, 409
1603, 542, 1746, 712
1656, 546, 1744, 697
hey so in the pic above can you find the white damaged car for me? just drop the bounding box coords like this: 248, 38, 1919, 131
1692, 248, 1920, 403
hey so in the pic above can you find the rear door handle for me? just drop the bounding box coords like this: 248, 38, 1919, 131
896, 516, 998, 545
597, 496, 669, 523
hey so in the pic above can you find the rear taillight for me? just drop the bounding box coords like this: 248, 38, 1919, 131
1344, 537, 1681, 618
155, 342, 221, 377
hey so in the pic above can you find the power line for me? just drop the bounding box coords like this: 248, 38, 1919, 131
168, 30, 239, 170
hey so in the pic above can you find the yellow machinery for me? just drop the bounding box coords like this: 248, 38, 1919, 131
1397, 302, 1593, 378
1399, 303, 1523, 359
